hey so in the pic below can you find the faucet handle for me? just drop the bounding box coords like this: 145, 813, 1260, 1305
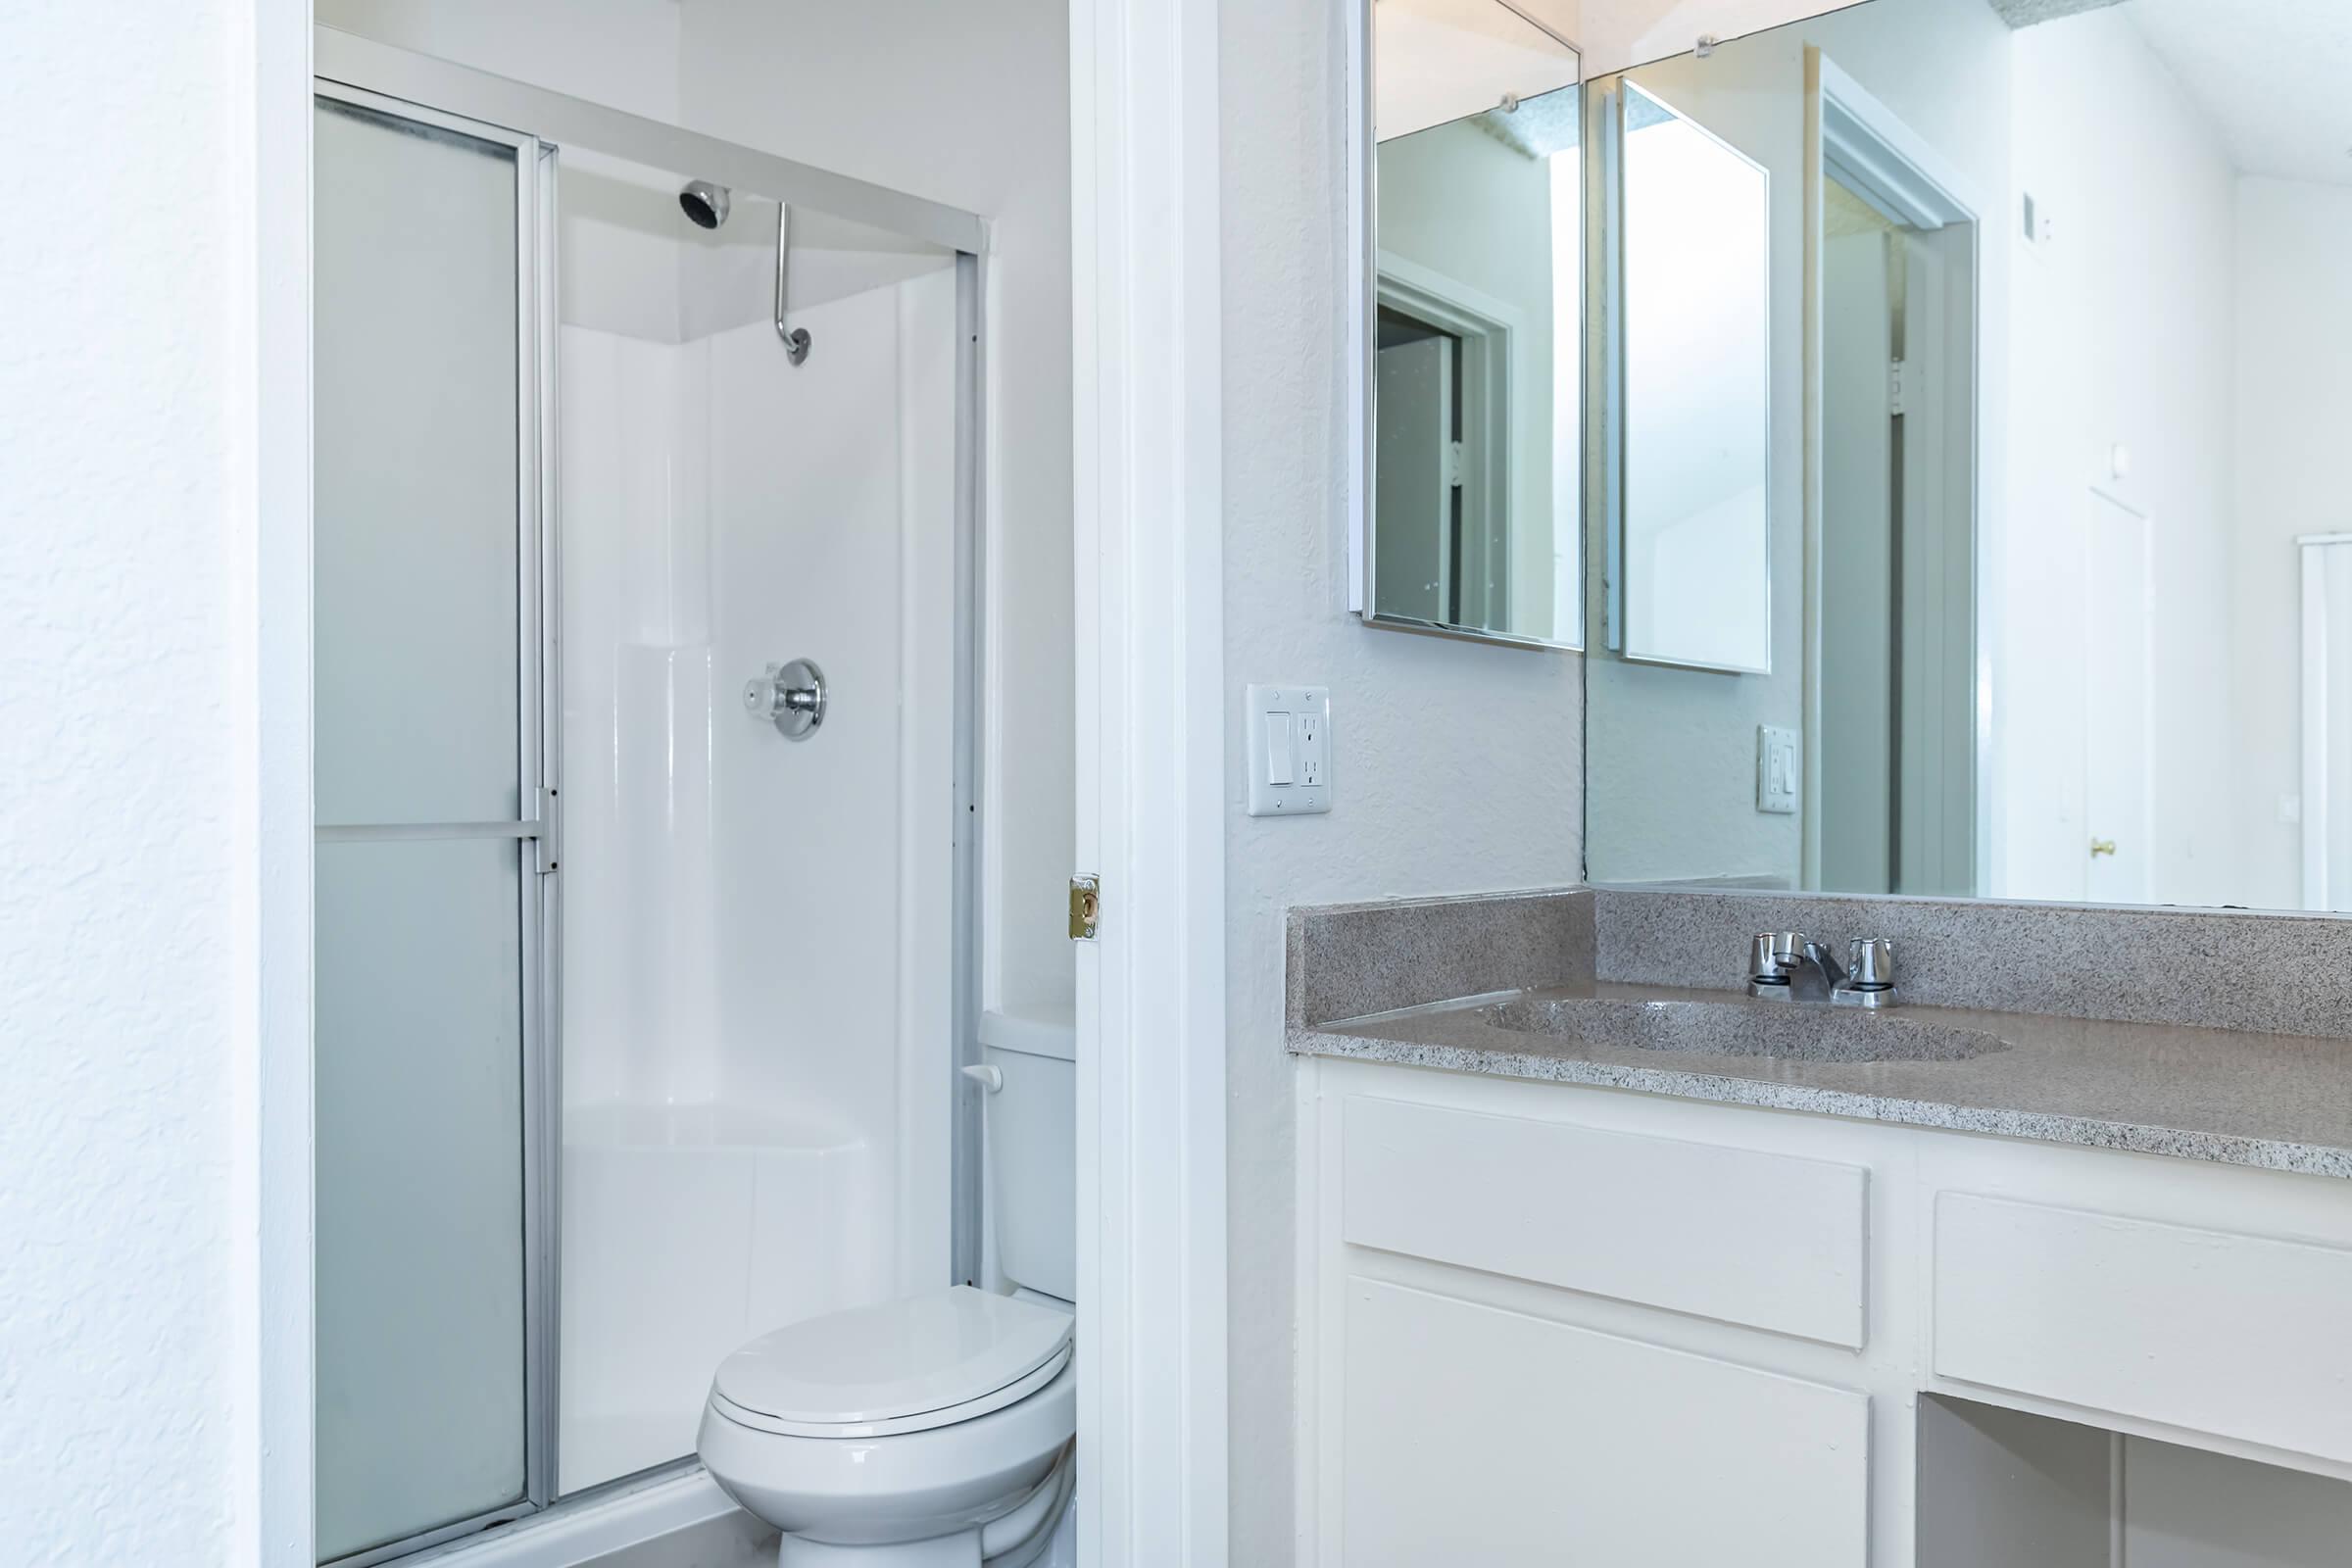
1748, 933, 1790, 985
1846, 937, 1896, 989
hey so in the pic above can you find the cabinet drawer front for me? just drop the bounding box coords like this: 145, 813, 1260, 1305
1934, 1193, 2352, 1463
1342, 1279, 1870, 1568
1342, 1095, 1869, 1347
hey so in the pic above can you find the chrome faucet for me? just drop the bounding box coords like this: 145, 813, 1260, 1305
1747, 932, 1898, 1006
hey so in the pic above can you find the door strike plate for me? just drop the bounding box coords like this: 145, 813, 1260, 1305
1069, 875, 1101, 941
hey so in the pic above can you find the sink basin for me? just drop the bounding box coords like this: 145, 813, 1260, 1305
1481, 995, 2008, 1064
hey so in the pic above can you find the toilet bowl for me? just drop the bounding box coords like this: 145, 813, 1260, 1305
698, 1285, 1075, 1566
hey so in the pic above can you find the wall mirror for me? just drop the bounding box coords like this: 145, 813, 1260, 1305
1583, 0, 2352, 913
1358, 0, 1584, 649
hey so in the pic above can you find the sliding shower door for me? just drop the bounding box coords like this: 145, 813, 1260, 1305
312, 30, 986, 1560
313, 88, 553, 1565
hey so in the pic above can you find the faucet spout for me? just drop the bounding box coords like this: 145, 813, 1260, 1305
1793, 937, 1848, 998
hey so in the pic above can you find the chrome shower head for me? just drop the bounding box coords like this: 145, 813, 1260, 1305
678, 179, 731, 230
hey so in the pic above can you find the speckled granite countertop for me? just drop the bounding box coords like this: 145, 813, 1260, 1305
1291, 979, 2352, 1180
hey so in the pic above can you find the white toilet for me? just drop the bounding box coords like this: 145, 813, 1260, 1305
699, 1016, 1077, 1566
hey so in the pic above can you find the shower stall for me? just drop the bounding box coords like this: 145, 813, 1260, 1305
311, 31, 984, 1565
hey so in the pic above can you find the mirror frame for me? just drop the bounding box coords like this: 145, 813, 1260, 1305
1348, 0, 1587, 655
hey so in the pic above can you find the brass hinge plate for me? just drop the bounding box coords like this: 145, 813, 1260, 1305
1069, 875, 1101, 941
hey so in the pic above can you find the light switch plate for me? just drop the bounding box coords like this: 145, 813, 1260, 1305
1247, 684, 1332, 817
1757, 725, 1799, 815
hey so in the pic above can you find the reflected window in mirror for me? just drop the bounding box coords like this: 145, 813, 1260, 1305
1361, 0, 1582, 649
1583, 0, 2352, 916
1614, 81, 1773, 675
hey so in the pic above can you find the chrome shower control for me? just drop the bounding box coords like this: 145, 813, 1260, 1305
743, 658, 826, 740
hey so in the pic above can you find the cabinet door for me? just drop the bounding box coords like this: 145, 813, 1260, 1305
1339, 1277, 1869, 1566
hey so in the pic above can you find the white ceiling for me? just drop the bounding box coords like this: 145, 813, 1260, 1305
1382, 0, 2352, 184
1375, 0, 1582, 140
2115, 0, 2352, 186
1985, 0, 2122, 24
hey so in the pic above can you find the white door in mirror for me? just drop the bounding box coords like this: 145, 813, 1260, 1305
1247, 684, 1332, 816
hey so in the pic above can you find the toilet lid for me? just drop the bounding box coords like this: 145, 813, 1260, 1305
714, 1286, 1074, 1426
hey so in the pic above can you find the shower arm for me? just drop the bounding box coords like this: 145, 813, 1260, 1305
775, 202, 812, 366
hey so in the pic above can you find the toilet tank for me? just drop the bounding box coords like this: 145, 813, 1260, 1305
979, 1010, 1075, 1302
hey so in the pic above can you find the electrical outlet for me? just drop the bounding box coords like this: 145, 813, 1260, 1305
1246, 684, 1333, 816
1757, 725, 1799, 815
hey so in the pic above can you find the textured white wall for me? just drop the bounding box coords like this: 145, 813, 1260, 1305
0, 0, 278, 1558
1222, 0, 1586, 1556
2001, 5, 2239, 905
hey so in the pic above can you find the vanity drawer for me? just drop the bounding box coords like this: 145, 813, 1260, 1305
1933, 1193, 2352, 1464
1341, 1095, 1869, 1347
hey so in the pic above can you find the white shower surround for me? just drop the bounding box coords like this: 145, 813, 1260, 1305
556, 265, 960, 1494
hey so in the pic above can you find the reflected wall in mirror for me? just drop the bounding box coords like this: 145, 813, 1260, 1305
1361, 0, 1583, 648
1584, 0, 2352, 913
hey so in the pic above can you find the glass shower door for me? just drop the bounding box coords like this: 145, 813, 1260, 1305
313, 89, 549, 1564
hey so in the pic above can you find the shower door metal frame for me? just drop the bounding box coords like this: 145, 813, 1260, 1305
312, 77, 563, 1568
316, 29, 991, 1567
315, 28, 988, 257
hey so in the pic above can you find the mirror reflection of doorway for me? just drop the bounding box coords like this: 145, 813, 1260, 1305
1809, 63, 1979, 898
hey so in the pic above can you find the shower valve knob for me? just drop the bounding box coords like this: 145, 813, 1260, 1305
743, 659, 826, 740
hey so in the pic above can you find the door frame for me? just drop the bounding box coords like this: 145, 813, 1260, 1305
1070, 0, 1231, 1560
2084, 486, 2155, 904
1369, 252, 1523, 633
246, 7, 317, 1563
2298, 534, 2352, 910
254, 0, 1234, 1558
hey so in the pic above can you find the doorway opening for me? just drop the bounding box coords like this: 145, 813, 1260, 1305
1804, 53, 1982, 897
310, 31, 986, 1565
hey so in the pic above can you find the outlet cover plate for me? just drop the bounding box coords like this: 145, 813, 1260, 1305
1247, 684, 1333, 817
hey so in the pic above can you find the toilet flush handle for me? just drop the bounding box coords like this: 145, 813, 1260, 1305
959, 1063, 1003, 1093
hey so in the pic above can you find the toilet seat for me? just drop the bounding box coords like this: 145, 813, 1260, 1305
712, 1286, 1073, 1440
710, 1345, 1071, 1440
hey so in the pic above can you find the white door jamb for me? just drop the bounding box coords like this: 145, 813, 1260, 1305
1069, 0, 1231, 1561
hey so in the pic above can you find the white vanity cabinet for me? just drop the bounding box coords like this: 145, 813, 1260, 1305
1298, 1056, 2352, 1566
